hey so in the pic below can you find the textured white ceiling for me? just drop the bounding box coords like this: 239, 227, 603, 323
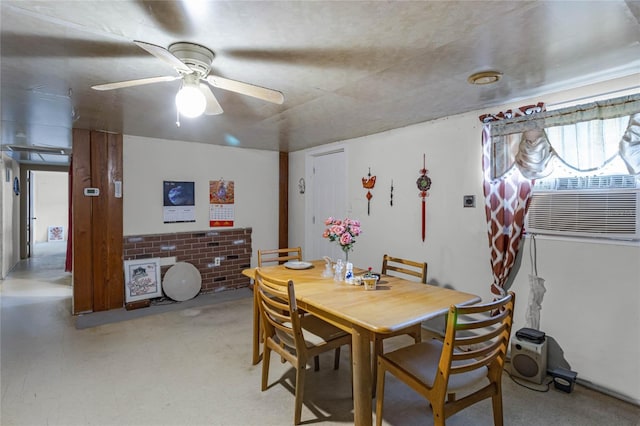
2, 1, 639, 165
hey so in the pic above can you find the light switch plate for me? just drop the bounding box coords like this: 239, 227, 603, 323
159, 256, 177, 266
463, 195, 475, 208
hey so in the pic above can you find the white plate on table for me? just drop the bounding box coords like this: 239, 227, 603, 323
284, 261, 313, 270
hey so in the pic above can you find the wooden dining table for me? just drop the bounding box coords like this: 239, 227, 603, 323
242, 259, 480, 426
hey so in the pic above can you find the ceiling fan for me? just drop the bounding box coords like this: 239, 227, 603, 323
91, 40, 284, 118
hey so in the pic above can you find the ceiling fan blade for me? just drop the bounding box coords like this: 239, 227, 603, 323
206, 75, 284, 105
133, 40, 192, 73
200, 83, 223, 115
91, 75, 180, 91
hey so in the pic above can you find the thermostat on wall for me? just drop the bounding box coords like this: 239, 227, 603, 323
84, 188, 100, 196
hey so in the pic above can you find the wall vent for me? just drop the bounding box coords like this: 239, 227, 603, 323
533, 174, 638, 191
525, 189, 640, 240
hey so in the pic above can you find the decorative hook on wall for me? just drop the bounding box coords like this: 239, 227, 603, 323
416, 154, 432, 242
298, 178, 305, 194
362, 167, 376, 215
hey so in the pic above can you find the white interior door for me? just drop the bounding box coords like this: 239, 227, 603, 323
28, 170, 36, 257
308, 149, 347, 260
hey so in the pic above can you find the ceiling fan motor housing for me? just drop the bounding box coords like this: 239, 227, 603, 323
169, 42, 215, 77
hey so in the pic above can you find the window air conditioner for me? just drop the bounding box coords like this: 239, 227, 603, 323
526, 175, 640, 241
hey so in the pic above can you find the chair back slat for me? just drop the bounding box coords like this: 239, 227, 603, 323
455, 323, 507, 347
455, 309, 508, 331
381, 254, 427, 283
450, 348, 502, 374
451, 337, 503, 363
455, 296, 510, 315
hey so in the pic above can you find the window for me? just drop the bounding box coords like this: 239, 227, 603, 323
537, 115, 630, 183
488, 93, 640, 241
489, 96, 639, 181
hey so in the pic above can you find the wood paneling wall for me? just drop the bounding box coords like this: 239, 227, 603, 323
72, 129, 123, 314
279, 152, 288, 248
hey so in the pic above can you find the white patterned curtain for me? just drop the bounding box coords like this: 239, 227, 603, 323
481, 121, 537, 299
487, 94, 640, 180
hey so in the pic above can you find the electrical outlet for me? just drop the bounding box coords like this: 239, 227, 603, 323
214, 257, 221, 266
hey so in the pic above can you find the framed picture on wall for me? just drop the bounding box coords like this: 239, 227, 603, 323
47, 226, 64, 241
163, 180, 196, 223
124, 258, 162, 303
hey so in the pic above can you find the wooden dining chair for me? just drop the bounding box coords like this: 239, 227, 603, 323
381, 254, 428, 284
375, 291, 516, 426
255, 268, 352, 425
251, 247, 303, 365
371, 254, 428, 394
384, 254, 447, 341
257, 247, 302, 266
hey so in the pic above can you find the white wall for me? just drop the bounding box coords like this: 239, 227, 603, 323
123, 135, 280, 266
288, 75, 640, 404
1, 153, 21, 279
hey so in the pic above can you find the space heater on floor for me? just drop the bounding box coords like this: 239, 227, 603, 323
510, 328, 548, 384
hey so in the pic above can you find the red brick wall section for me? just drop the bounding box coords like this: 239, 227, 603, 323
123, 228, 252, 295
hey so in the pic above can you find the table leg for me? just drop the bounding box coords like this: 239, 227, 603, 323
352, 325, 372, 426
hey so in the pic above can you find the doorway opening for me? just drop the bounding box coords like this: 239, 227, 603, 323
27, 170, 68, 262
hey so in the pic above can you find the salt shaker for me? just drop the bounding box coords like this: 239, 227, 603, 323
345, 262, 354, 284
333, 259, 344, 282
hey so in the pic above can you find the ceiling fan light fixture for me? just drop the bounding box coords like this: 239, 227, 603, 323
175, 82, 206, 118
93, 40, 283, 119
467, 70, 502, 85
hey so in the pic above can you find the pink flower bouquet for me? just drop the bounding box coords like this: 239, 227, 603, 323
322, 217, 361, 260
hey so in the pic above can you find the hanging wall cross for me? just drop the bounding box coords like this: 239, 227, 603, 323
362, 167, 376, 215
416, 154, 432, 241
